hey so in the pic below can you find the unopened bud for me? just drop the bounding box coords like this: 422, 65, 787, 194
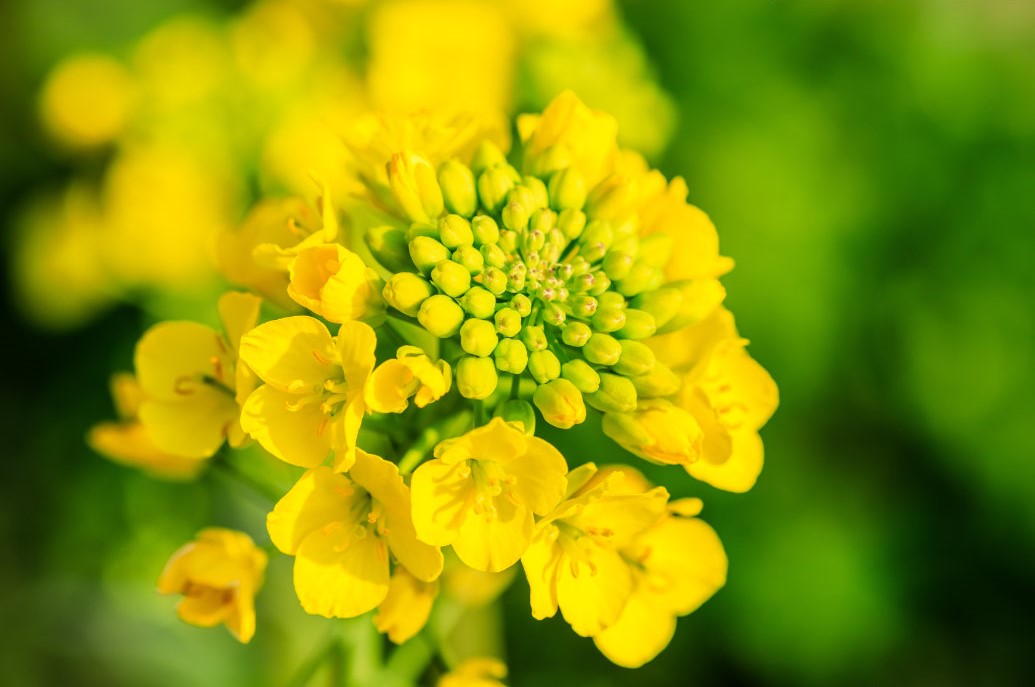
616, 309, 657, 340
456, 356, 498, 399
460, 319, 499, 357
478, 166, 517, 214
591, 306, 626, 333
586, 373, 638, 413
494, 308, 522, 338
470, 141, 507, 176
366, 225, 413, 273
481, 243, 506, 268
383, 273, 434, 317
409, 236, 450, 274
586, 175, 634, 220
631, 363, 681, 398
494, 339, 528, 374
472, 215, 500, 246
583, 333, 621, 366
511, 294, 532, 317
417, 295, 464, 338
561, 359, 600, 394
520, 325, 547, 352
602, 251, 634, 281
548, 168, 587, 211
562, 321, 592, 347
631, 288, 682, 331
495, 399, 536, 434
616, 261, 662, 297
481, 267, 507, 295
502, 200, 530, 231
388, 152, 443, 223
431, 260, 471, 298
439, 214, 473, 248
532, 379, 586, 429
528, 350, 561, 384
557, 208, 586, 240
438, 160, 477, 217
461, 286, 496, 319
571, 295, 598, 318
613, 340, 656, 376
522, 176, 549, 210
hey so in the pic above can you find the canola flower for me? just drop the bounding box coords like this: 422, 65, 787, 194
95, 92, 775, 679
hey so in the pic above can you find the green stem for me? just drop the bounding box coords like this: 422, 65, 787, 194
209, 456, 281, 503
284, 635, 339, 687
509, 372, 522, 400
396, 410, 474, 474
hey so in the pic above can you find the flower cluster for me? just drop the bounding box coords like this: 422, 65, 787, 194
92, 93, 775, 674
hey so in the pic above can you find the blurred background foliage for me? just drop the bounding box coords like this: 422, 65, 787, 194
2, 0, 1035, 685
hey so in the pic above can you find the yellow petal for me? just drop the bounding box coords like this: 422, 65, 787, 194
410, 459, 470, 546
365, 359, 415, 414
241, 385, 331, 468
224, 591, 258, 643
293, 524, 390, 618
177, 587, 232, 627
636, 516, 727, 615
452, 494, 532, 573
135, 321, 230, 401
556, 542, 632, 637
685, 430, 764, 494
592, 591, 676, 668
330, 399, 364, 472
88, 421, 204, 479
109, 372, 144, 419
218, 291, 262, 352
520, 526, 561, 620
350, 451, 444, 582
336, 320, 377, 385
497, 435, 567, 515
267, 467, 359, 555
374, 568, 438, 644
137, 386, 237, 459
435, 417, 523, 465
239, 316, 336, 393
571, 487, 670, 550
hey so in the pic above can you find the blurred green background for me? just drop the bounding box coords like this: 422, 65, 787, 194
3, 0, 1035, 685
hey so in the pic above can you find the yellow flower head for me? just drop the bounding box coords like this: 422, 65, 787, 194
410, 418, 567, 572
239, 316, 376, 471
133, 291, 261, 459
157, 528, 267, 643
437, 658, 508, 687
366, 346, 452, 414
518, 90, 619, 187
88, 373, 206, 479
39, 54, 135, 149
287, 243, 385, 324
267, 453, 443, 618
520, 463, 670, 637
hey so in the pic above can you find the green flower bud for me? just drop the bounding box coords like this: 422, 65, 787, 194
481, 267, 507, 295
602, 251, 634, 281
637, 234, 673, 269
631, 363, 681, 398
532, 378, 586, 429
495, 399, 536, 434
543, 303, 566, 326
597, 291, 625, 311
494, 307, 522, 337
616, 261, 663, 297
531, 144, 572, 178
431, 260, 471, 297
586, 373, 638, 413
571, 295, 598, 318
452, 245, 484, 274
470, 141, 506, 175
418, 295, 464, 338
586, 176, 634, 220
439, 214, 474, 248
511, 294, 532, 317
471, 215, 500, 246
406, 223, 438, 241
557, 208, 586, 240
528, 350, 561, 383
478, 166, 516, 214
522, 175, 549, 210
365, 225, 414, 273
520, 325, 547, 351
438, 160, 477, 217
481, 243, 506, 268
580, 219, 614, 251
631, 288, 681, 331
613, 340, 656, 376
460, 319, 499, 357
494, 338, 528, 374
409, 236, 450, 274
548, 168, 586, 211
591, 306, 626, 333
583, 333, 621, 365
383, 273, 435, 317
616, 309, 657, 340
456, 356, 498, 399
588, 272, 612, 295
561, 359, 600, 394
529, 208, 557, 234
460, 286, 496, 319
502, 200, 530, 231
562, 321, 592, 347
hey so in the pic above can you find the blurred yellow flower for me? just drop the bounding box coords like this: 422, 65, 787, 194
39, 54, 135, 148
366, 346, 452, 413
374, 567, 440, 644
157, 528, 267, 643
411, 418, 567, 572
518, 90, 619, 186
133, 292, 261, 459
239, 316, 375, 471
438, 658, 508, 687
267, 454, 443, 618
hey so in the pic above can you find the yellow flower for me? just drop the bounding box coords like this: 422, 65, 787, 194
133, 291, 261, 459
267, 454, 443, 618
588, 473, 727, 668
88, 373, 205, 479
437, 658, 508, 687
517, 90, 619, 186
374, 566, 439, 644
157, 528, 267, 643
216, 196, 318, 310
388, 151, 445, 224
39, 54, 135, 149
410, 418, 567, 572
239, 316, 376, 471
651, 308, 778, 492
366, 346, 452, 413
601, 398, 703, 466
287, 243, 384, 324
519, 464, 669, 637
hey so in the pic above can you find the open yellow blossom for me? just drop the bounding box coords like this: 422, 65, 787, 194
602, 398, 703, 466
411, 418, 567, 572
366, 346, 452, 413
520, 464, 669, 637
267, 454, 443, 618
88, 373, 205, 479
518, 90, 619, 186
588, 472, 727, 668
650, 308, 778, 492
287, 243, 384, 324
438, 658, 508, 687
374, 567, 439, 644
133, 291, 261, 459
239, 316, 375, 471
157, 528, 267, 643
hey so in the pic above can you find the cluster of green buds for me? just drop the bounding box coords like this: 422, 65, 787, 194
374, 142, 691, 431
